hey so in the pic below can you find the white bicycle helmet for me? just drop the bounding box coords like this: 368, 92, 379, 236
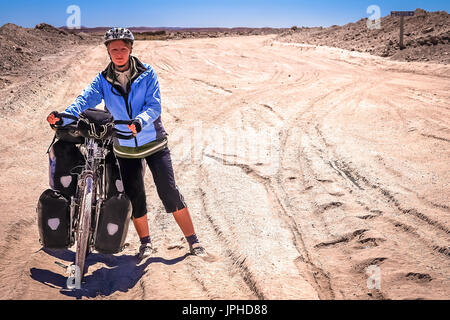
104, 27, 134, 45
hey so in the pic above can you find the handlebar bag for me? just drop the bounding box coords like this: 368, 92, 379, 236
55, 128, 84, 144
77, 108, 115, 139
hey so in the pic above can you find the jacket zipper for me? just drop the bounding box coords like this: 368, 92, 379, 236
121, 92, 138, 147
106, 59, 146, 148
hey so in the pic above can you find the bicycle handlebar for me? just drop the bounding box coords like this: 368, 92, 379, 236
52, 112, 135, 140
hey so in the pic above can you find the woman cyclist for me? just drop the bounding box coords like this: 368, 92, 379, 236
47, 27, 205, 259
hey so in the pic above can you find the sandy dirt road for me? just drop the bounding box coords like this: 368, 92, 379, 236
0, 35, 448, 300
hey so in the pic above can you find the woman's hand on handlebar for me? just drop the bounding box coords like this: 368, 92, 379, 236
47, 111, 62, 127
128, 119, 142, 137
46, 110, 137, 140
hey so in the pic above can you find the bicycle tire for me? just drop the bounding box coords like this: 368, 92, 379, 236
75, 174, 94, 282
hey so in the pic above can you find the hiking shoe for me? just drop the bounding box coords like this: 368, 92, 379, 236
137, 242, 153, 260
189, 242, 206, 256
186, 234, 206, 256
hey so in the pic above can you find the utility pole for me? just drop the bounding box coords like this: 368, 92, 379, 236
391, 11, 415, 49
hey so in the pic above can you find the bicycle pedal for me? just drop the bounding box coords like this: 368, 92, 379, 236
55, 261, 69, 270
120, 243, 130, 251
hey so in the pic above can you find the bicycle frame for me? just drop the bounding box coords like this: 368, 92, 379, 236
71, 137, 110, 281
52, 110, 134, 284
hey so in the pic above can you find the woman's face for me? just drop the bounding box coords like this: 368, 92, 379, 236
107, 40, 132, 67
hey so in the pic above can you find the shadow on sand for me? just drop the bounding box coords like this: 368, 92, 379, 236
30, 248, 189, 299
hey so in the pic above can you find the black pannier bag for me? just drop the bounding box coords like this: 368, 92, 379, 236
37, 189, 71, 249
94, 193, 132, 254
49, 140, 85, 199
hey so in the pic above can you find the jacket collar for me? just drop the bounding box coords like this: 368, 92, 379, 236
102, 56, 148, 87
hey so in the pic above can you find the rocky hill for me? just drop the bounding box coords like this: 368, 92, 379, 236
278, 9, 450, 64
0, 23, 97, 74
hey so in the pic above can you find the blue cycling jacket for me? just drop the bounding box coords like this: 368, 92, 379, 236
62, 56, 167, 148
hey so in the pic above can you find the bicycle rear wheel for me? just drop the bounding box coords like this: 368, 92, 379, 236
75, 174, 94, 282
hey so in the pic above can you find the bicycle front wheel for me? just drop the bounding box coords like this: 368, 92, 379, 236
75, 174, 94, 282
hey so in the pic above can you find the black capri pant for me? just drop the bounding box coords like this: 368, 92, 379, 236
117, 147, 186, 219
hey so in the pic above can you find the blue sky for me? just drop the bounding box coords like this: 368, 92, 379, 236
1, 0, 449, 28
